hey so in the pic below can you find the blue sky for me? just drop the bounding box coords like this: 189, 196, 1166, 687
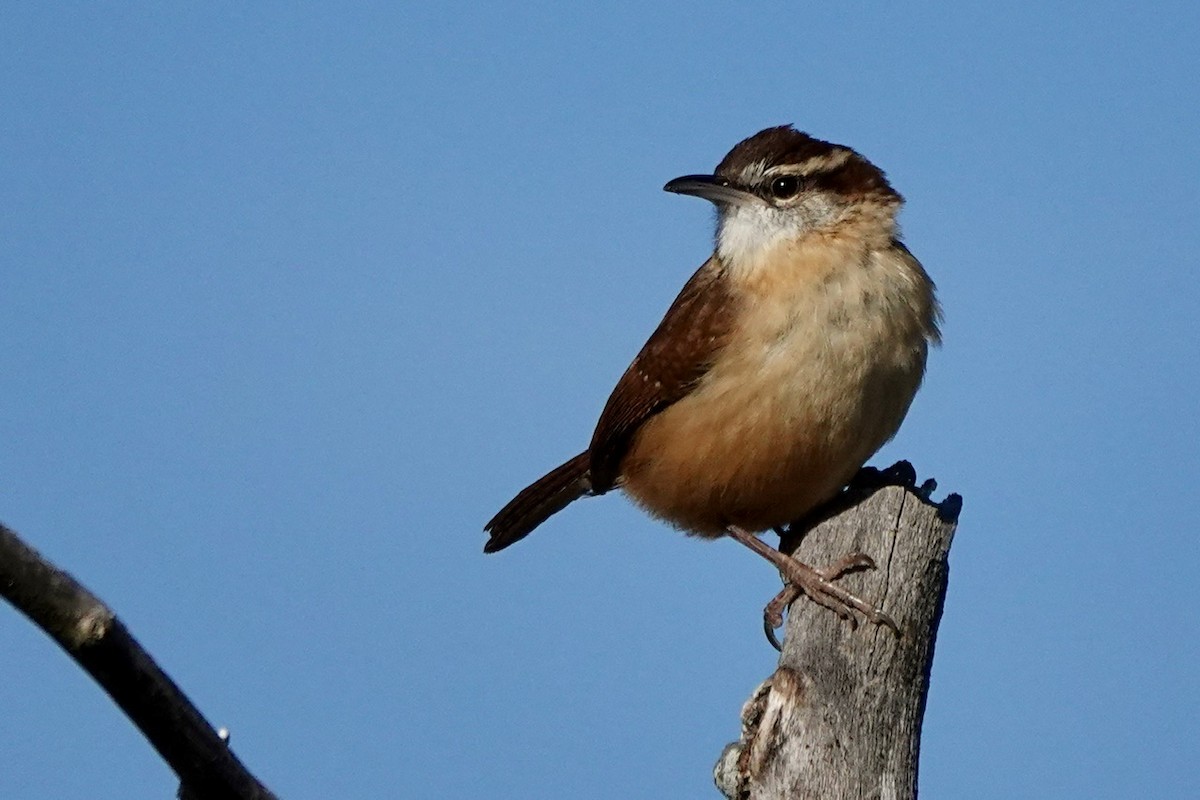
2, 3, 1198, 798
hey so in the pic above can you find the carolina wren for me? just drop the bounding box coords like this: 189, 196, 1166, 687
485, 125, 940, 640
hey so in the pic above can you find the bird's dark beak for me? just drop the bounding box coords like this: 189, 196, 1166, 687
663, 174, 755, 206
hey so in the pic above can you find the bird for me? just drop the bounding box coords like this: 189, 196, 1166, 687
484, 125, 940, 641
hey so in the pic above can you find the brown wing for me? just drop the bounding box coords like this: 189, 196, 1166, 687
588, 257, 735, 491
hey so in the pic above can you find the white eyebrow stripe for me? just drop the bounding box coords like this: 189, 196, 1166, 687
779, 148, 852, 176
736, 149, 853, 188
736, 159, 769, 185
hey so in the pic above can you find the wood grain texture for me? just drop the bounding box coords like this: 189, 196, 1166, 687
715, 469, 960, 800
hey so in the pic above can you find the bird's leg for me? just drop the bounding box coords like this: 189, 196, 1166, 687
726, 526, 898, 650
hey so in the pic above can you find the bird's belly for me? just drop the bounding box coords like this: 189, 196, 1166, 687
620, 307, 924, 536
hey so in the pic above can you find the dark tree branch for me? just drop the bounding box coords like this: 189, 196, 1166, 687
715, 463, 961, 800
0, 521, 279, 800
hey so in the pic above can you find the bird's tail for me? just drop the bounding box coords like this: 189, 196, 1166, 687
484, 451, 592, 553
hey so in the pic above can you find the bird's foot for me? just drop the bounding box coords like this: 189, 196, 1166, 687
761, 552, 898, 651
725, 526, 898, 650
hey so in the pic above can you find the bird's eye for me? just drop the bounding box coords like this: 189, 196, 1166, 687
769, 175, 803, 200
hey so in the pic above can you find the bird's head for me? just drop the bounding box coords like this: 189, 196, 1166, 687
664, 125, 902, 269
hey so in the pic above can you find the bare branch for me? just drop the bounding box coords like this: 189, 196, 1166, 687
0, 521, 279, 800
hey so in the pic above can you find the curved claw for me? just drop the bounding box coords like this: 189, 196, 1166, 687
827, 552, 876, 578
871, 610, 902, 637
764, 617, 783, 651
763, 583, 798, 650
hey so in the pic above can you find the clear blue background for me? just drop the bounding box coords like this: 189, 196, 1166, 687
2, 3, 1198, 798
